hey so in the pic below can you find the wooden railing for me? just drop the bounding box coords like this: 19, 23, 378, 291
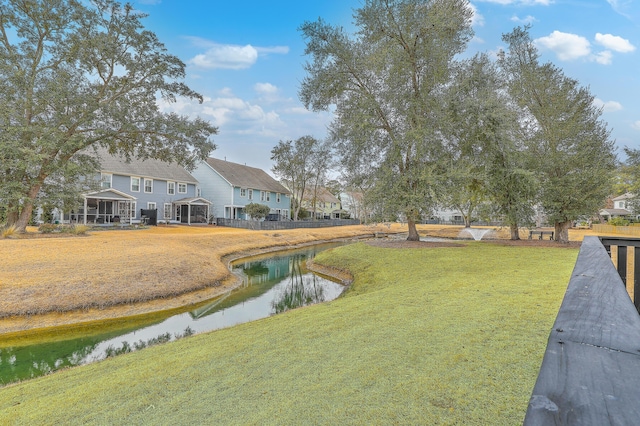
524, 236, 640, 425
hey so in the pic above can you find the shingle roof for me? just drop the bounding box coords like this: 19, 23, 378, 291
93, 147, 198, 183
204, 157, 290, 194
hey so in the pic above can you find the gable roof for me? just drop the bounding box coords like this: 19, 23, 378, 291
302, 187, 340, 203
204, 157, 290, 194
613, 193, 635, 202
93, 147, 198, 184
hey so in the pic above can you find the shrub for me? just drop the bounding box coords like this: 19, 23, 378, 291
609, 217, 630, 227
1, 225, 18, 238
244, 203, 271, 220
72, 225, 90, 235
38, 223, 58, 234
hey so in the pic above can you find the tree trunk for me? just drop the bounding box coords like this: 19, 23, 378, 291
407, 217, 420, 241
510, 223, 520, 240
555, 221, 571, 243
14, 201, 34, 233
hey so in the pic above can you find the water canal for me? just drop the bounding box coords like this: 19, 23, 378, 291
0, 242, 347, 386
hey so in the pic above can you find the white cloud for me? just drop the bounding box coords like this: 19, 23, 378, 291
593, 50, 613, 65
607, 0, 633, 19
593, 98, 623, 112
254, 83, 278, 95
535, 31, 591, 61
632, 120, 640, 131
510, 15, 537, 25
475, 0, 551, 4
595, 33, 636, 53
188, 41, 289, 70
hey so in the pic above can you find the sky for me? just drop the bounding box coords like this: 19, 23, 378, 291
133, 0, 640, 176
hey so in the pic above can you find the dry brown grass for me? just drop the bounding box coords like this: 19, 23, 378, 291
0, 223, 404, 332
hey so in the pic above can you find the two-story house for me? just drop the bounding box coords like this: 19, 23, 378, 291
66, 147, 210, 225
600, 193, 635, 222
191, 158, 291, 220
300, 187, 343, 219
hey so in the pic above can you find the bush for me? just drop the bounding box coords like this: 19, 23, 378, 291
38, 223, 58, 234
244, 203, 271, 220
1, 225, 18, 238
609, 217, 630, 227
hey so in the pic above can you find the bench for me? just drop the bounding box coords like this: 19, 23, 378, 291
528, 230, 554, 240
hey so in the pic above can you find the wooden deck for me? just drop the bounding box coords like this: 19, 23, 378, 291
524, 236, 640, 425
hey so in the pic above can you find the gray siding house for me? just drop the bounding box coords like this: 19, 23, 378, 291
66, 148, 210, 225
191, 158, 291, 220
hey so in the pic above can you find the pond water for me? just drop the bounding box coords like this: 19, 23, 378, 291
0, 242, 347, 386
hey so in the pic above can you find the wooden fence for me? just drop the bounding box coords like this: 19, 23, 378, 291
592, 223, 640, 237
215, 218, 361, 230
524, 236, 640, 425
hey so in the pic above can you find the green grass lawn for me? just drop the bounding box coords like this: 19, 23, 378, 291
0, 242, 577, 425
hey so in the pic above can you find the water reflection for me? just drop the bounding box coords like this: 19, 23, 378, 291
0, 243, 347, 386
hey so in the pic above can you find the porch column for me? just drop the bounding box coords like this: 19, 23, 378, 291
83, 197, 88, 225
188, 204, 192, 225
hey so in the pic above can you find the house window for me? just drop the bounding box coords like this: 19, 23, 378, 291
178, 183, 187, 194
266, 192, 270, 202
130, 202, 137, 219
196, 187, 201, 197
144, 179, 153, 193
276, 193, 281, 203
164, 203, 172, 220
100, 173, 112, 189
240, 188, 246, 197
131, 177, 140, 192
147, 202, 156, 210
167, 182, 175, 195
331, 202, 336, 208
260, 191, 266, 202
248, 189, 253, 200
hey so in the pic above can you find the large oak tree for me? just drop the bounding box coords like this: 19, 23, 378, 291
299, 0, 473, 240
0, 0, 217, 231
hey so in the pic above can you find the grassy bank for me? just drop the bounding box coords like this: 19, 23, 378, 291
0, 241, 578, 424
0, 224, 403, 332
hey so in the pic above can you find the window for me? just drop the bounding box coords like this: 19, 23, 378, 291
276, 193, 281, 203
131, 177, 140, 192
240, 188, 246, 197
260, 191, 266, 202
167, 182, 175, 195
144, 179, 153, 193
100, 173, 112, 189
147, 202, 156, 210
164, 203, 172, 220
130, 202, 137, 218
331, 202, 336, 208
266, 192, 270, 202
196, 187, 201, 197
178, 183, 187, 194
248, 189, 253, 200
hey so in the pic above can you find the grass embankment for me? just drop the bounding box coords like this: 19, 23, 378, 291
0, 241, 578, 424
0, 224, 401, 332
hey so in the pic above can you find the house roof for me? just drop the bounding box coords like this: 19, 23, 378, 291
600, 208, 632, 216
84, 188, 136, 201
93, 147, 198, 184
302, 187, 340, 203
613, 193, 635, 201
204, 157, 290, 194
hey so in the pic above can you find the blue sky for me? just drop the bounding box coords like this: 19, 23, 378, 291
135, 0, 640, 175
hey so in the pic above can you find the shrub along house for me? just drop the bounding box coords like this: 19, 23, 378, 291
65, 147, 210, 225
191, 157, 291, 220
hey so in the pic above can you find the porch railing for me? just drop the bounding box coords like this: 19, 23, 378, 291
524, 236, 640, 425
